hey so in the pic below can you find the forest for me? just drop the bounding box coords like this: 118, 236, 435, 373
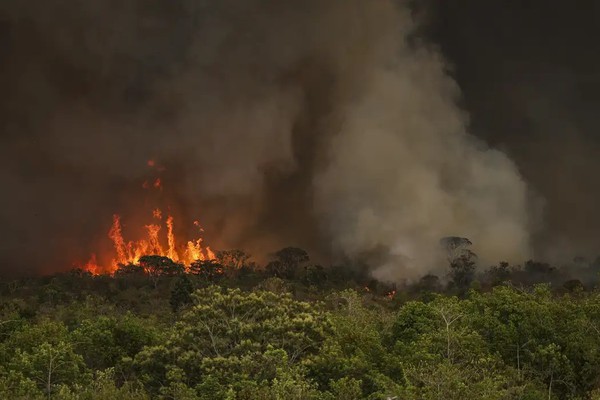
2, 246, 600, 400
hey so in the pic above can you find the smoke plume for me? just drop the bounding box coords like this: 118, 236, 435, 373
0, 0, 534, 279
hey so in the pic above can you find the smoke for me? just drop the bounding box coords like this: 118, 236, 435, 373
0, 0, 534, 278
421, 0, 600, 264
310, 12, 533, 279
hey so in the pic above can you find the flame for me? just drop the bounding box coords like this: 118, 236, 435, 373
82, 172, 215, 275
83, 254, 100, 275
166, 216, 178, 262
145, 224, 163, 255
85, 210, 215, 275
205, 246, 216, 260
108, 215, 128, 265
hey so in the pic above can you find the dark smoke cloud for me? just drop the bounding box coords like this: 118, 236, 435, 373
0, 0, 536, 278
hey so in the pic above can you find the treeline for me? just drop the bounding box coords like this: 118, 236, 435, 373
1, 247, 600, 399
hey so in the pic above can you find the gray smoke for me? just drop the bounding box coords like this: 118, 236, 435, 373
0, 0, 534, 278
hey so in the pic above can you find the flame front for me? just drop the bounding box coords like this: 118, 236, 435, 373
84, 210, 215, 275
81, 160, 216, 275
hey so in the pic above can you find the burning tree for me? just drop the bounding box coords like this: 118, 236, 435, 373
189, 259, 224, 281
138, 255, 185, 288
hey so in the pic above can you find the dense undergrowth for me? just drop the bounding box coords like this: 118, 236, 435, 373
2, 248, 600, 399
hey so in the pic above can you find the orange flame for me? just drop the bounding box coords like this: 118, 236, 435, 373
85, 209, 215, 275
145, 224, 163, 255
83, 254, 100, 276
108, 215, 127, 265
166, 216, 179, 262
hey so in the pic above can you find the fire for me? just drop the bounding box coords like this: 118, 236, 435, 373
83, 254, 100, 276
166, 216, 178, 261
85, 210, 215, 275
81, 161, 215, 275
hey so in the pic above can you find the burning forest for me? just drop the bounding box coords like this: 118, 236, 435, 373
3, 0, 600, 398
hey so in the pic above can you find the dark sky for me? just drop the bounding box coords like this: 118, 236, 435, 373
426, 1, 600, 257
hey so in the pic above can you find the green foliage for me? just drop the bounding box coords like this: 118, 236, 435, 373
135, 286, 331, 397
3, 268, 600, 399
169, 275, 194, 312
51, 369, 149, 400
308, 290, 403, 398
71, 314, 160, 373
9, 341, 88, 396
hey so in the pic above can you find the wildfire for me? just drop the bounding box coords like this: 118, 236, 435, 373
81, 160, 215, 275
83, 210, 215, 275
83, 254, 100, 276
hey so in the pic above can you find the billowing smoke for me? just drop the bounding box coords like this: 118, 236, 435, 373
0, 0, 533, 278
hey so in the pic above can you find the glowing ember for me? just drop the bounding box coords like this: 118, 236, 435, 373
84, 210, 215, 275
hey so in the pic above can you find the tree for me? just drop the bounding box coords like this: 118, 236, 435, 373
138, 256, 185, 288
216, 249, 250, 270
440, 237, 472, 261
301, 264, 328, 287
412, 274, 442, 299
449, 252, 477, 294
310, 290, 403, 398
485, 261, 512, 286
70, 315, 159, 373
440, 237, 477, 294
134, 286, 331, 396
9, 341, 87, 397
52, 368, 149, 400
170, 275, 194, 312
115, 263, 145, 277
189, 259, 224, 281
266, 247, 310, 279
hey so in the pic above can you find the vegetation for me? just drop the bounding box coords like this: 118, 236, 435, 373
2, 246, 600, 399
